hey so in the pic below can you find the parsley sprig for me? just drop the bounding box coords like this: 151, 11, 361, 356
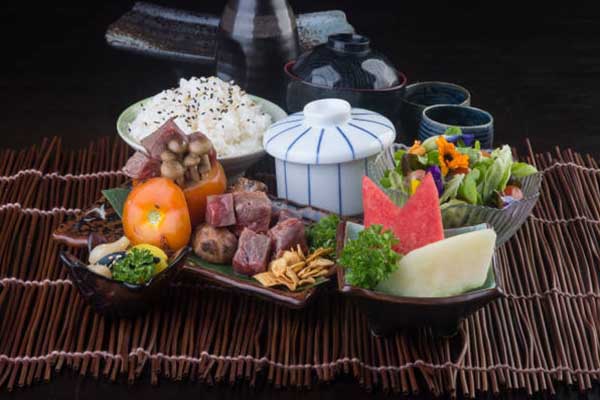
307, 214, 340, 253
339, 225, 401, 290
112, 248, 157, 285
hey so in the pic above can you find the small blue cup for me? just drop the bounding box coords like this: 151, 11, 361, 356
419, 104, 494, 148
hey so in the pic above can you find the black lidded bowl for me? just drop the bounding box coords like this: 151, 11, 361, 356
60, 236, 192, 318
336, 221, 503, 337
284, 33, 407, 134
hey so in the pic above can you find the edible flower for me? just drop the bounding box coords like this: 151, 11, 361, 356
436, 136, 470, 176
426, 166, 444, 196
408, 140, 426, 156
445, 133, 476, 147
410, 179, 421, 195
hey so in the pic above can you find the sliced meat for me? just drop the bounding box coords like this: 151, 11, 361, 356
122, 151, 161, 180
229, 177, 268, 193
205, 193, 236, 227
193, 224, 238, 264
268, 218, 308, 258
233, 191, 272, 234
141, 118, 187, 159
232, 228, 272, 276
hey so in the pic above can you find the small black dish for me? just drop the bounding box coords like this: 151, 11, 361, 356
60, 245, 192, 318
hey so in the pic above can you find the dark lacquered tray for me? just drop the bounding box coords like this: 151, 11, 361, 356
53, 190, 342, 309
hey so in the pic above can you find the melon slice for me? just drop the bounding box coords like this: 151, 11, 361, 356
363, 174, 444, 254
375, 229, 496, 297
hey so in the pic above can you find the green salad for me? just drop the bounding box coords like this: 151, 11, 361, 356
380, 128, 538, 208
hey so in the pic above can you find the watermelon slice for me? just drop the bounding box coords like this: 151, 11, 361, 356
363, 174, 444, 254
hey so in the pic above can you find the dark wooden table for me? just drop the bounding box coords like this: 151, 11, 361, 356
2, 1, 600, 398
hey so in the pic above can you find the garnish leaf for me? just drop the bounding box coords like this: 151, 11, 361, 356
102, 187, 131, 218
458, 170, 479, 204
307, 214, 340, 253
339, 224, 401, 290
511, 162, 538, 179
440, 174, 465, 203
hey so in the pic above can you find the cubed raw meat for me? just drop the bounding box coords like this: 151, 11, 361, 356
140, 118, 187, 159
268, 218, 308, 258
233, 191, 272, 234
205, 193, 236, 227
232, 228, 272, 276
122, 151, 161, 180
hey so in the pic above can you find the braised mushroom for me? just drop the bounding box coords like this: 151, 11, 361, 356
198, 154, 211, 174
167, 139, 188, 155
161, 159, 185, 186
160, 150, 178, 162
189, 137, 212, 156
183, 154, 202, 182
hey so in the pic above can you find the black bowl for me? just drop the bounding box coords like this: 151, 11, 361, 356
60, 246, 192, 318
284, 61, 407, 138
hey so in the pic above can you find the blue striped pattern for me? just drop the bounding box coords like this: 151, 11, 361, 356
283, 160, 288, 199
307, 164, 312, 206
285, 127, 312, 160
352, 117, 394, 130
337, 163, 343, 214
335, 126, 356, 160
315, 128, 325, 164
351, 112, 378, 116
347, 122, 384, 150
269, 118, 303, 130
265, 123, 303, 146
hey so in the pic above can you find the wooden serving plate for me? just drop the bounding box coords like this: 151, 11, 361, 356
53, 191, 342, 309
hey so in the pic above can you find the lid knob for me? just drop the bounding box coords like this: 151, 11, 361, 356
327, 33, 370, 54
303, 99, 351, 126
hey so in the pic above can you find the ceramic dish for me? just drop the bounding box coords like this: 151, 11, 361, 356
117, 95, 287, 179
263, 98, 395, 216
369, 144, 543, 246
60, 244, 191, 318
52, 188, 340, 310
337, 221, 503, 336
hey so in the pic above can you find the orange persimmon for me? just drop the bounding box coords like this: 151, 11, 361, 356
183, 161, 227, 226
123, 177, 191, 252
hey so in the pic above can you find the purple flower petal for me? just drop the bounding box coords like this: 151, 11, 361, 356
427, 166, 444, 196
444, 133, 475, 146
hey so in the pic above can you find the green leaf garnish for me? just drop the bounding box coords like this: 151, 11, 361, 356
112, 248, 156, 285
339, 225, 401, 290
307, 214, 340, 253
102, 187, 131, 218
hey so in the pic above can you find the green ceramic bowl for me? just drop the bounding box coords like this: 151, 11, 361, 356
117, 95, 287, 179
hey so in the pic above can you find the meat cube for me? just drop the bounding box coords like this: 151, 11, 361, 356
141, 118, 187, 159
275, 209, 300, 224
228, 177, 268, 193
268, 218, 308, 258
205, 193, 236, 227
122, 151, 161, 180
233, 191, 272, 234
232, 228, 272, 276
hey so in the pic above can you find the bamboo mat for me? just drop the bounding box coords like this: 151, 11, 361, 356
1, 137, 600, 397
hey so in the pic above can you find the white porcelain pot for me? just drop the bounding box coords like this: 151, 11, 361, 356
263, 99, 395, 216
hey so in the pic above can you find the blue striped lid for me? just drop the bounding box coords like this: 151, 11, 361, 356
263, 99, 395, 165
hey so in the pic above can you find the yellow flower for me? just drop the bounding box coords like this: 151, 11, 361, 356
408, 140, 426, 156
436, 136, 469, 176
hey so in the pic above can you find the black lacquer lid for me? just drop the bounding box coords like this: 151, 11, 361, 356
291, 33, 401, 90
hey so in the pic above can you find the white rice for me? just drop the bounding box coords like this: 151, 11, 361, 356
129, 76, 272, 158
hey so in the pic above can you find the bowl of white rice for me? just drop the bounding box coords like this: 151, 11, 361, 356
117, 76, 287, 179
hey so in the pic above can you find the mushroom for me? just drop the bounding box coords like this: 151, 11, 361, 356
161, 159, 185, 186
167, 139, 188, 155
189, 137, 212, 156
160, 150, 178, 162
183, 154, 202, 182
198, 154, 211, 174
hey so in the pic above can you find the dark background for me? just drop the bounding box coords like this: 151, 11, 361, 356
2, 1, 600, 398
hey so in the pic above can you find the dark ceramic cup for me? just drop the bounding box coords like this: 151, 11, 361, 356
419, 104, 494, 148
398, 81, 471, 143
